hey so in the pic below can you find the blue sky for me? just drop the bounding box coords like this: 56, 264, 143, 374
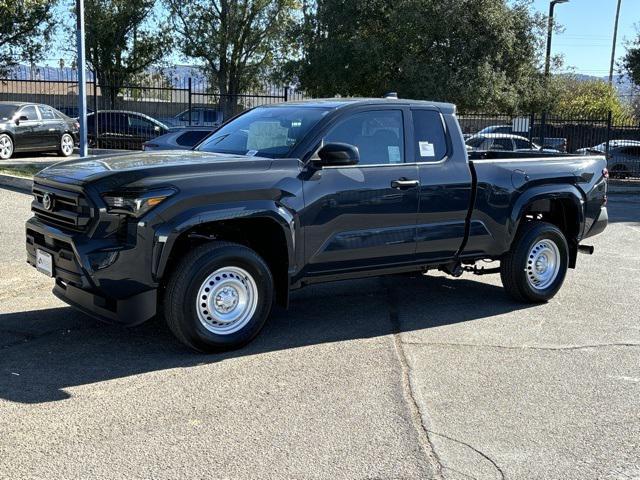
529, 0, 639, 77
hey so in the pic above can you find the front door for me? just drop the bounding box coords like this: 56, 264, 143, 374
301, 108, 420, 276
14, 105, 43, 150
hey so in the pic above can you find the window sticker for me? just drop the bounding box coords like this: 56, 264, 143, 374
246, 150, 259, 156
388, 146, 402, 163
419, 141, 435, 158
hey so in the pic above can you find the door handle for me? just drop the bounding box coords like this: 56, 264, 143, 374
391, 178, 420, 189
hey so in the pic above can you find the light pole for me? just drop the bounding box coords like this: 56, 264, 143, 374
544, 0, 570, 78
76, 0, 88, 157
609, 0, 623, 85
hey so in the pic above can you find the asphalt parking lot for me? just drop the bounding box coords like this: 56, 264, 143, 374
0, 185, 639, 479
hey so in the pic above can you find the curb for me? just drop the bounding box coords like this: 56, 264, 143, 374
0, 174, 33, 194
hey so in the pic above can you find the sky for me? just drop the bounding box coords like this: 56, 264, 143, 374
42, 0, 639, 81
529, 0, 639, 78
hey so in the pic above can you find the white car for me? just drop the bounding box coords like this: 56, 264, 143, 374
466, 133, 559, 153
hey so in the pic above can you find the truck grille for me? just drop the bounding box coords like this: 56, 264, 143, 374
31, 183, 93, 232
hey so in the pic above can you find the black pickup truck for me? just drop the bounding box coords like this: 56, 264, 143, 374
26, 99, 608, 352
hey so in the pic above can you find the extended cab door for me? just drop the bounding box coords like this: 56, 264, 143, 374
301, 107, 420, 275
411, 108, 474, 262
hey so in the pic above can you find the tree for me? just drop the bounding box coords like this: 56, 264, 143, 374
166, 0, 299, 118
549, 76, 633, 121
292, 0, 547, 113
83, 0, 171, 107
0, 0, 56, 74
623, 30, 640, 86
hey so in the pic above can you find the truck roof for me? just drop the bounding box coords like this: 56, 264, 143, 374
269, 98, 456, 114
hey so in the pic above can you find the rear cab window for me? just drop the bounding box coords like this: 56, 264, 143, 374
411, 109, 447, 162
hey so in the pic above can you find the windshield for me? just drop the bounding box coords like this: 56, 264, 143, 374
466, 137, 485, 148
196, 106, 331, 158
0, 105, 17, 121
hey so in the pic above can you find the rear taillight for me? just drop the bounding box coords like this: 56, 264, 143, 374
602, 168, 609, 179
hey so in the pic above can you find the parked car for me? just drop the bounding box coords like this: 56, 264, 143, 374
577, 140, 640, 178
27, 98, 608, 352
161, 107, 223, 127
476, 125, 567, 152
142, 126, 216, 151
57, 106, 94, 119
86, 110, 169, 150
466, 133, 559, 153
0, 101, 79, 160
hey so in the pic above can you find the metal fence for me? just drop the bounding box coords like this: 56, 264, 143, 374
1, 67, 639, 177
0, 66, 306, 149
458, 111, 640, 178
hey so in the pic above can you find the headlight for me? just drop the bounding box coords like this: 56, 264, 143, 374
102, 188, 176, 217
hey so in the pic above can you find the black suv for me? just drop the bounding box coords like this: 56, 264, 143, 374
0, 102, 79, 159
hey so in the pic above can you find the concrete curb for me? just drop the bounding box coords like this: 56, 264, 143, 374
0, 174, 33, 194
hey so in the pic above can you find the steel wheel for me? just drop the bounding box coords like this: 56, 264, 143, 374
196, 266, 259, 335
59, 133, 74, 156
525, 239, 561, 290
0, 134, 13, 159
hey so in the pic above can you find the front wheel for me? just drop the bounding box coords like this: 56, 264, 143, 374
500, 221, 569, 303
58, 133, 75, 157
163, 241, 274, 352
0, 134, 14, 160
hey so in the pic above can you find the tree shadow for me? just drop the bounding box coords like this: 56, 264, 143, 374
0, 275, 533, 404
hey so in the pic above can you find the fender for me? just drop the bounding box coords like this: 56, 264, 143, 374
508, 183, 585, 247
152, 200, 297, 280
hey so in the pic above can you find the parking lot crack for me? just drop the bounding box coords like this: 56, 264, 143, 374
401, 341, 640, 352
429, 431, 505, 480
385, 281, 444, 479
0, 325, 104, 350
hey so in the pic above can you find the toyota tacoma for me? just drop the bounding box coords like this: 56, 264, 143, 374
26, 99, 608, 352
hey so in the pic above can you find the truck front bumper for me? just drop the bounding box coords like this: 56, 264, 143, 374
26, 217, 158, 326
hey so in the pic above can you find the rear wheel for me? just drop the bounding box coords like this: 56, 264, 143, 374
58, 133, 75, 157
0, 134, 13, 160
500, 221, 569, 303
164, 241, 274, 352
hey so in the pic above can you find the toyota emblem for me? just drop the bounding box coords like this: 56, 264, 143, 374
42, 192, 54, 211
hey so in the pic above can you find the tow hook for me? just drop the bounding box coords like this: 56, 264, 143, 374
578, 245, 594, 255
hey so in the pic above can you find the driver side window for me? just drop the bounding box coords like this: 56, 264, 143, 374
324, 110, 404, 166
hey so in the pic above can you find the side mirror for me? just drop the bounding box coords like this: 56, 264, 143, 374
317, 142, 359, 167
15, 115, 28, 125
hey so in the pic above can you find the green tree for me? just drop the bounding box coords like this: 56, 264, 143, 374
292, 0, 547, 113
549, 76, 633, 121
84, 0, 171, 107
623, 30, 640, 86
166, 0, 299, 118
0, 0, 56, 74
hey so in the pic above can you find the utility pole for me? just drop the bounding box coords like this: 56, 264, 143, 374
544, 0, 570, 78
76, 0, 88, 157
609, 0, 622, 85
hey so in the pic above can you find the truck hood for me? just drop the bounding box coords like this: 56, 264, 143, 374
36, 150, 276, 185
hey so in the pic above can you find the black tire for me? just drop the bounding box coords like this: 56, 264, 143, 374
58, 133, 75, 157
0, 133, 14, 160
163, 241, 274, 352
500, 221, 569, 303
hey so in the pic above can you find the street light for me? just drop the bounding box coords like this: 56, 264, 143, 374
544, 0, 570, 78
